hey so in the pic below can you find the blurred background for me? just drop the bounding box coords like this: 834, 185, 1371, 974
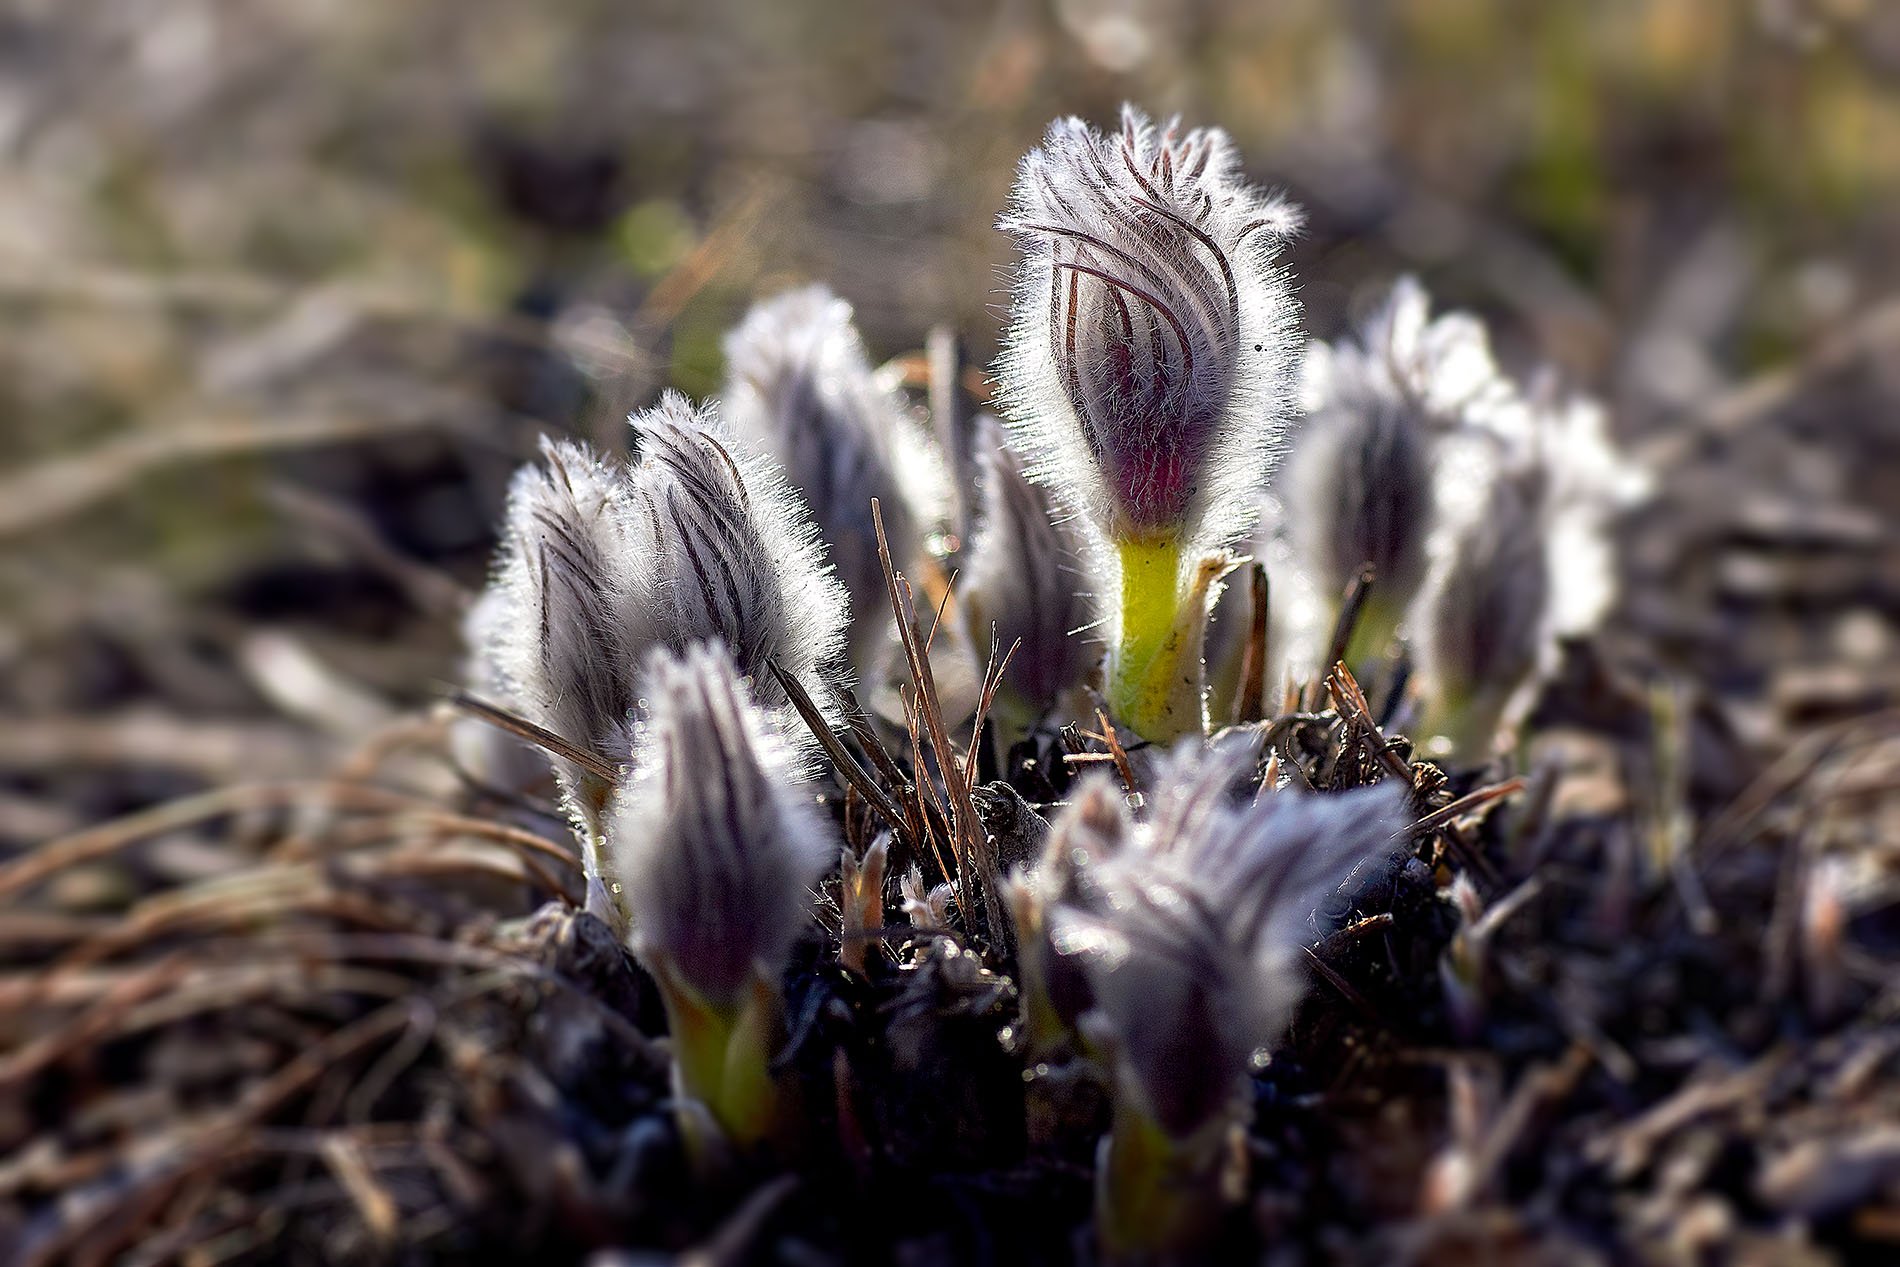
3, 0, 1898, 853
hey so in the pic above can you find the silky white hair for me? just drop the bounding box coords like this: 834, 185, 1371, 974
997, 105, 1302, 555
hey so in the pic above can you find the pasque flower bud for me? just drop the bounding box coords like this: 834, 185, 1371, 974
1412, 385, 1641, 761
999, 105, 1302, 742
1042, 744, 1406, 1258
959, 414, 1096, 720
625, 391, 851, 722
1286, 278, 1501, 668
485, 436, 650, 919
607, 642, 838, 1162
721, 285, 940, 676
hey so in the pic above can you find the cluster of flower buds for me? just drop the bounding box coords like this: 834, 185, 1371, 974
1268, 278, 1645, 760
470, 392, 848, 930
1011, 743, 1406, 1257
451, 99, 1644, 1240
998, 106, 1302, 741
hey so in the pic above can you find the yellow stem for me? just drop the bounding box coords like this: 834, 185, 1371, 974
1107, 538, 1206, 743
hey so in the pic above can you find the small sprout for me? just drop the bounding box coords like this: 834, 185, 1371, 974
721, 285, 941, 675
1438, 873, 1542, 1042
607, 642, 838, 1165
899, 865, 955, 930
999, 105, 1301, 741
1286, 279, 1478, 669
838, 834, 890, 977
625, 390, 852, 725
1043, 747, 1406, 1259
959, 414, 1096, 722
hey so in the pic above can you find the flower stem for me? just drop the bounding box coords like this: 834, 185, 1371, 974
658, 969, 788, 1169
1096, 1089, 1236, 1263
1107, 538, 1222, 743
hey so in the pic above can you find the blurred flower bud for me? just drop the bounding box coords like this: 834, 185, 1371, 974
1286, 279, 1491, 666
721, 285, 943, 675
1042, 746, 1405, 1257
959, 414, 1097, 718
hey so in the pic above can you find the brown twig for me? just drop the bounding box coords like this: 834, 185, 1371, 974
872, 499, 1002, 946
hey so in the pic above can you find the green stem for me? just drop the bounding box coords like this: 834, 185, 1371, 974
1106, 538, 1209, 743
1096, 1085, 1238, 1263
658, 969, 788, 1169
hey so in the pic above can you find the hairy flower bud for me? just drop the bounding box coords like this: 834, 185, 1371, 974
1043, 749, 1406, 1256
721, 285, 940, 674
959, 415, 1096, 715
1285, 279, 1494, 665
625, 391, 851, 722
1414, 457, 1554, 761
607, 642, 838, 1158
998, 105, 1302, 741
1413, 383, 1642, 761
1000, 106, 1300, 548
1007, 775, 1134, 1057
483, 437, 652, 924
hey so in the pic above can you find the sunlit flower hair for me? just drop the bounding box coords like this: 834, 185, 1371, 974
958, 414, 1097, 711
997, 104, 1302, 552
721, 285, 940, 673
1047, 749, 1405, 1139
625, 391, 851, 721
607, 641, 836, 1010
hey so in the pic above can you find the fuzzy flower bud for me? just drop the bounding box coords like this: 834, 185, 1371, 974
484, 437, 650, 921
1413, 384, 1642, 761
625, 391, 851, 722
1044, 747, 1405, 1256
721, 285, 940, 675
607, 641, 838, 1159
1285, 279, 1493, 666
1006, 775, 1134, 1059
998, 105, 1302, 741
959, 414, 1097, 717
1414, 456, 1555, 762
